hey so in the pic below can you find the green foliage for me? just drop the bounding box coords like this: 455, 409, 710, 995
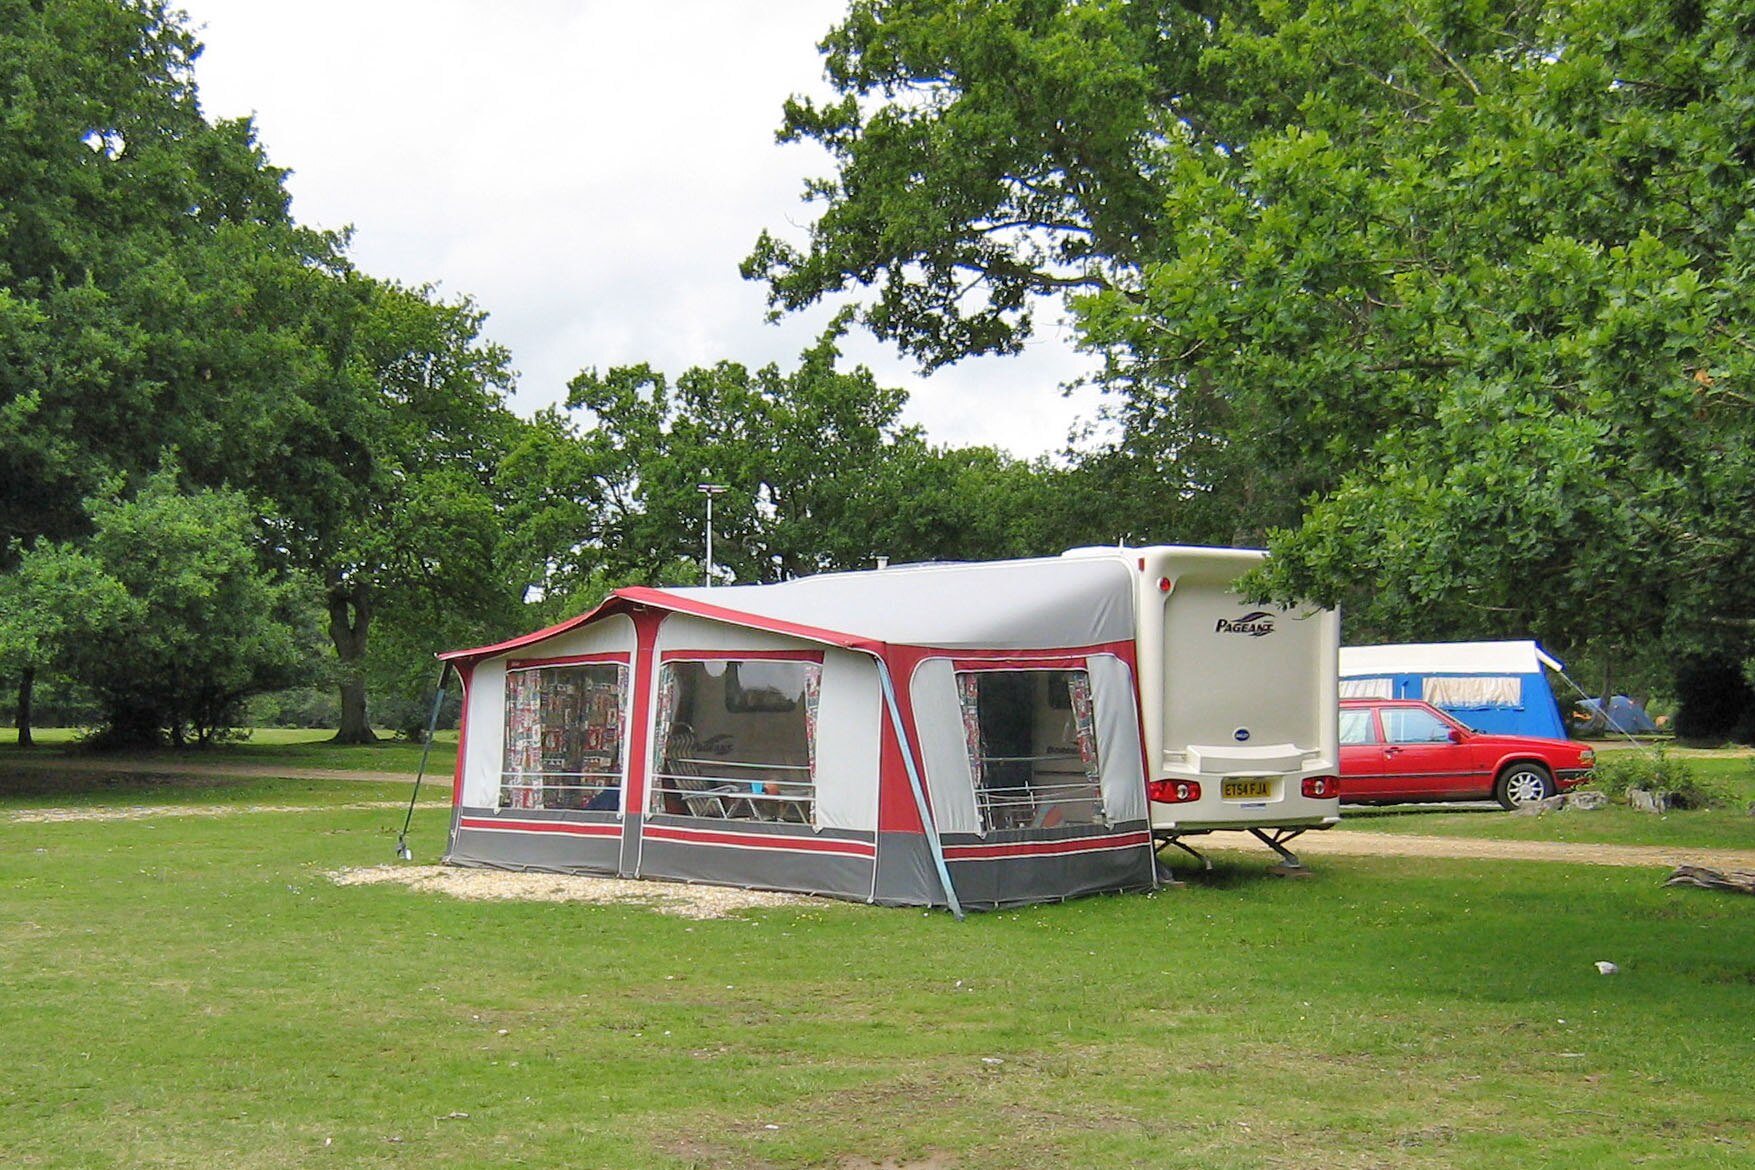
561, 327, 919, 585
0, 0, 342, 552
29, 471, 318, 746
0, 3, 529, 741
245, 685, 342, 730
1585, 746, 1712, 804
757, 0, 1755, 676
516, 325, 1085, 598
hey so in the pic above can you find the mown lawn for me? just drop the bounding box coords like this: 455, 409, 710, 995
1, 727, 458, 777
2, 768, 1752, 1170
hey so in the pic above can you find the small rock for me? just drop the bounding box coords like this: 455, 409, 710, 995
1628, 787, 1671, 814
1595, 961, 1619, 975
1514, 795, 1567, 815
1565, 791, 1608, 811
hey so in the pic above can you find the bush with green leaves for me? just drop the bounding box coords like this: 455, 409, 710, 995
1587, 749, 1731, 811
19, 472, 319, 747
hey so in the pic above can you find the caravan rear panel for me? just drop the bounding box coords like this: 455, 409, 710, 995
1120, 547, 1341, 835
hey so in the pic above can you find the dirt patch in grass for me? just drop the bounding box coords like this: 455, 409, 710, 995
330, 863, 838, 920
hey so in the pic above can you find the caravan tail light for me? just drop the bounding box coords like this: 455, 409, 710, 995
1148, 779, 1201, 804
1301, 776, 1338, 799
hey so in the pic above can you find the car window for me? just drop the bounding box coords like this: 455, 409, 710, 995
1381, 707, 1455, 744
1339, 709, 1377, 745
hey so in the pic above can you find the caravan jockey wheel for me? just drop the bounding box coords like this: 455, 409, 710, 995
1495, 762, 1555, 810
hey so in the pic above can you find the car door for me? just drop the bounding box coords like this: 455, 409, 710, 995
1376, 705, 1475, 799
1337, 706, 1390, 799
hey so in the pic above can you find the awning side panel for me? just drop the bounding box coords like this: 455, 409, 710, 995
909, 658, 983, 836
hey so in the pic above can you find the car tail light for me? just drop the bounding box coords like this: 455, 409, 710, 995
1148, 779, 1202, 804
1301, 776, 1338, 799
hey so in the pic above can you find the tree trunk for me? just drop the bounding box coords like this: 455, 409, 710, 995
1664, 865, 1755, 895
327, 576, 377, 744
15, 667, 34, 748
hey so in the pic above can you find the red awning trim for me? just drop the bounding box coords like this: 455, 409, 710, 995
657, 648, 826, 664
948, 655, 1093, 672
615, 586, 882, 652
642, 823, 879, 859
439, 596, 626, 664
939, 830, 1153, 862
440, 588, 877, 666
457, 816, 623, 840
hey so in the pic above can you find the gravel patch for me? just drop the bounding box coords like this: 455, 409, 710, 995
330, 864, 837, 919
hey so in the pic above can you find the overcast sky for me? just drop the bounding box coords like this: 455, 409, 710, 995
178, 0, 1102, 458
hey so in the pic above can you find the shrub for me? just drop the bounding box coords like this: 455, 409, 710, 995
1587, 748, 1730, 810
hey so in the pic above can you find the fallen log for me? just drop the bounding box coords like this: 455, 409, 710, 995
1663, 864, 1755, 894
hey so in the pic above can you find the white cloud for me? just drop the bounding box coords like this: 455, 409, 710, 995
183, 0, 1101, 456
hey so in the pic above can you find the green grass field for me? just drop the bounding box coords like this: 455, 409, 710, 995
1, 726, 458, 776
3, 749, 1753, 1169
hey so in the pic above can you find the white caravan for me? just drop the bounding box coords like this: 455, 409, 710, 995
1064, 546, 1341, 870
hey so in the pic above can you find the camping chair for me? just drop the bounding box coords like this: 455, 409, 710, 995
660, 723, 751, 818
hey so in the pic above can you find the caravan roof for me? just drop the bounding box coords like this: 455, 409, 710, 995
1340, 640, 1562, 677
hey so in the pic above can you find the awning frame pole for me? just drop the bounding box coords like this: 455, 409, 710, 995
873, 656, 964, 921
396, 661, 452, 861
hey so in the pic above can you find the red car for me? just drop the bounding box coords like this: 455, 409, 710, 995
1339, 698, 1595, 809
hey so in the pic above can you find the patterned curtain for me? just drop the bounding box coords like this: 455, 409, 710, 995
956, 672, 984, 787
502, 669, 544, 809
1066, 670, 1101, 786
803, 663, 822, 781
649, 664, 682, 813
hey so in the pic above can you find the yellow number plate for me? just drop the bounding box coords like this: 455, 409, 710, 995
1222, 779, 1274, 800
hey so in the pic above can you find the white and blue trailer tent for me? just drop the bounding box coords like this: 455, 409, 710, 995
437, 547, 1339, 911
1338, 640, 1568, 739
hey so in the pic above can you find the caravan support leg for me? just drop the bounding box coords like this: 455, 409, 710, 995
1154, 834, 1212, 886
1251, 827, 1315, 878
1164, 836, 1214, 871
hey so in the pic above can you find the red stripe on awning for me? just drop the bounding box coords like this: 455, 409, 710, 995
642, 824, 878, 859
941, 830, 1153, 861
458, 816, 622, 839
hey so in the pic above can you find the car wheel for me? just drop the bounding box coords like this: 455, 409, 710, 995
1495, 762, 1555, 810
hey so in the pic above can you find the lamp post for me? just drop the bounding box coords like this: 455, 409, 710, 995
697, 483, 726, 586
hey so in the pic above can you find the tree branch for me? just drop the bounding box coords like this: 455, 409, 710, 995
1406, 21, 1483, 97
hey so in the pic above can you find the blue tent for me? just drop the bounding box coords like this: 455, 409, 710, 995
1573, 695, 1660, 736
1339, 640, 1569, 739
